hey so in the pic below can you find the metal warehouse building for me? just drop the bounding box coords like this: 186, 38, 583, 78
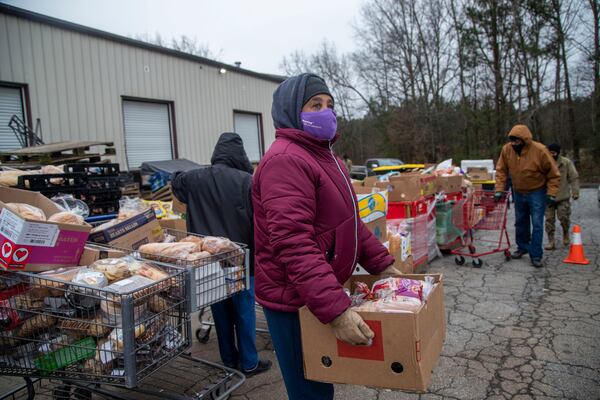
0, 4, 283, 169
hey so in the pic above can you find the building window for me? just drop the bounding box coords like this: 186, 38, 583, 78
234, 111, 263, 162
0, 83, 27, 150
122, 99, 175, 169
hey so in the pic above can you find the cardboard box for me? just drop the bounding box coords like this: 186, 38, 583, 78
78, 244, 126, 266
356, 191, 388, 223
383, 174, 436, 202
363, 176, 380, 188
0, 187, 91, 271
159, 218, 187, 231
365, 217, 387, 243
467, 167, 492, 181
435, 175, 463, 194
390, 233, 413, 274
172, 196, 187, 214
88, 209, 164, 250
300, 274, 446, 391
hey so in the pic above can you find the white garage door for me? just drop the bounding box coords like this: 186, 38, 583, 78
0, 86, 25, 150
234, 112, 262, 162
123, 100, 174, 169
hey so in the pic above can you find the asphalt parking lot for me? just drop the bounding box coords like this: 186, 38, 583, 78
224, 188, 600, 400
1, 189, 598, 399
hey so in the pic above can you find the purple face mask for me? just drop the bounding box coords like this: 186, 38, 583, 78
300, 108, 337, 141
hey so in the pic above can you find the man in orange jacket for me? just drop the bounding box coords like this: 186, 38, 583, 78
495, 125, 560, 268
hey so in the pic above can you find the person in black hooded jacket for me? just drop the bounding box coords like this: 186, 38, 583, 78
172, 132, 271, 376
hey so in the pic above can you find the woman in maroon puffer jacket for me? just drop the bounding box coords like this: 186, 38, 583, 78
253, 73, 397, 399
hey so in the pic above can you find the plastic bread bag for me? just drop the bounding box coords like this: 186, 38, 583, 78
138, 242, 198, 259
51, 194, 90, 219
31, 267, 85, 298
40, 165, 65, 185
371, 277, 424, 303
4, 203, 46, 221
68, 268, 109, 310
117, 197, 149, 221
89, 258, 131, 282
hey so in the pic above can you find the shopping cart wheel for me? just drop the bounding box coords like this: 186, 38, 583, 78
196, 326, 212, 343
472, 259, 483, 268
211, 383, 231, 400
454, 256, 465, 265
504, 250, 512, 262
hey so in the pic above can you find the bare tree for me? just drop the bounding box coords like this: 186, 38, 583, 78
133, 33, 221, 60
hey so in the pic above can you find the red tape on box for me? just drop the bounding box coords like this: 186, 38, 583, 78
336, 320, 385, 361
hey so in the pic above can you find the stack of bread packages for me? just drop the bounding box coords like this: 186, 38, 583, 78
0, 256, 187, 378
4, 202, 90, 226
138, 234, 246, 295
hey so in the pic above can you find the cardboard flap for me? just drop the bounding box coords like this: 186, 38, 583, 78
0, 187, 91, 233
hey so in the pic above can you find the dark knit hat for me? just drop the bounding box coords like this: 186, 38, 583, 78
547, 143, 561, 154
302, 75, 333, 106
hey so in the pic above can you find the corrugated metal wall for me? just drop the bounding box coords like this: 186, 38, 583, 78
0, 12, 279, 168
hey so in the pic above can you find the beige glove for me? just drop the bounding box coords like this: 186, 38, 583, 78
329, 308, 374, 346
380, 264, 403, 276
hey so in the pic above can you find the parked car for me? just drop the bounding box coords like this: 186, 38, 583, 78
349, 158, 405, 180
350, 165, 368, 180
365, 158, 404, 171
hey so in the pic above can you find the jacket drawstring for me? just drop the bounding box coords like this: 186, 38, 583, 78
329, 141, 358, 269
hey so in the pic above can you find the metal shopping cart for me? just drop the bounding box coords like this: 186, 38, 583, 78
451, 190, 512, 268
0, 237, 248, 400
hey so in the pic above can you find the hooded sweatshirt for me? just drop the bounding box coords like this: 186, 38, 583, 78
172, 132, 255, 273
252, 73, 394, 324
495, 125, 560, 196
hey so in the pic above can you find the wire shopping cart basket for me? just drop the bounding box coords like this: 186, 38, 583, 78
0, 245, 246, 399
451, 190, 512, 268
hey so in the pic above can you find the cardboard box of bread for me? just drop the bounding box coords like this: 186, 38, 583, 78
0, 253, 187, 379
88, 203, 164, 250
0, 187, 92, 271
300, 274, 446, 391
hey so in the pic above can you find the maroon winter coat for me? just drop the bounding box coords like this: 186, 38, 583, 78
252, 128, 394, 324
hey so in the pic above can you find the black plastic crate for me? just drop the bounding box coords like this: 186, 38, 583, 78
74, 188, 121, 204
64, 163, 120, 177
87, 200, 120, 216
86, 176, 120, 191
16, 173, 87, 194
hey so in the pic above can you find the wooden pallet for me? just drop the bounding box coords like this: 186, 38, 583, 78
0, 141, 116, 166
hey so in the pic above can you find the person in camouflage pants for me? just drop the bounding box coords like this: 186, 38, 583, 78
545, 143, 580, 250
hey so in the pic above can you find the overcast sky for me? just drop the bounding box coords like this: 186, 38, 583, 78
3, 0, 364, 74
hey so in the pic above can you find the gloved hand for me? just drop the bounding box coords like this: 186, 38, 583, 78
572, 194, 579, 200
547, 195, 556, 204
329, 308, 374, 346
494, 192, 503, 202
380, 264, 403, 276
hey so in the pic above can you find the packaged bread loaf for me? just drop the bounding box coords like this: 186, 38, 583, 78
138, 242, 198, 259
201, 237, 235, 255
186, 251, 212, 262
179, 235, 204, 250
0, 170, 37, 187
135, 264, 169, 281
31, 267, 84, 298
89, 258, 130, 282
5, 203, 46, 221
48, 211, 90, 226
18, 314, 56, 336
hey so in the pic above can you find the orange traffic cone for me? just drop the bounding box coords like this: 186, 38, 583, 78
563, 225, 590, 265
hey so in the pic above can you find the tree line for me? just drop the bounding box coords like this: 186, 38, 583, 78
281, 0, 600, 180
